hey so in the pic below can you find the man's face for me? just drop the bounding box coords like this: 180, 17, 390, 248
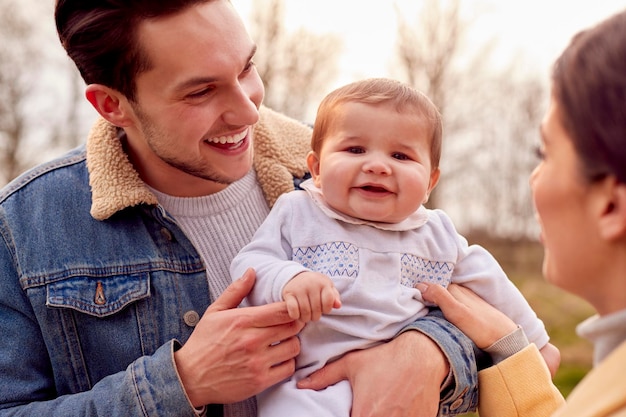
125, 0, 264, 196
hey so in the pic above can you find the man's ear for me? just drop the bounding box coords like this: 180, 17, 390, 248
85, 84, 134, 127
306, 151, 322, 188
598, 177, 626, 241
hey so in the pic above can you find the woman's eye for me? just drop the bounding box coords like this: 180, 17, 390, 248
534, 145, 545, 160
243, 60, 256, 73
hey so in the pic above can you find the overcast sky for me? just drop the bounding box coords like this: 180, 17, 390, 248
232, 0, 626, 88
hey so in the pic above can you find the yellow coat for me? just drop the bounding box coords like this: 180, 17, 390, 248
478, 341, 626, 417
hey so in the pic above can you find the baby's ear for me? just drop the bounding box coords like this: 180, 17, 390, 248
597, 177, 626, 241
306, 151, 322, 187
423, 168, 441, 204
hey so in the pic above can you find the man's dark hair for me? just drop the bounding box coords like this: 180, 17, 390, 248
55, 0, 212, 101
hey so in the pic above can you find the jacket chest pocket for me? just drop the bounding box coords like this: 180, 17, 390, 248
46, 273, 150, 317
44, 273, 153, 391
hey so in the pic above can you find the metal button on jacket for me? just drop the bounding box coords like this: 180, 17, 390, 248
183, 310, 200, 327
160, 227, 174, 241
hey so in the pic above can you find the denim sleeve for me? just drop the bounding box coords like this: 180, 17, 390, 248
399, 308, 484, 416
0, 338, 198, 417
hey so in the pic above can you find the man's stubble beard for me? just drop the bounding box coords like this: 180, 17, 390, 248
134, 104, 235, 186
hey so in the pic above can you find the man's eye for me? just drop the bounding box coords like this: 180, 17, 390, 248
188, 87, 213, 99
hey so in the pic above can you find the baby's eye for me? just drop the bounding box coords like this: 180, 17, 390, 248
392, 152, 410, 161
347, 147, 365, 154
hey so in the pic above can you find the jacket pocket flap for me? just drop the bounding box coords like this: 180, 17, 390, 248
46, 273, 150, 317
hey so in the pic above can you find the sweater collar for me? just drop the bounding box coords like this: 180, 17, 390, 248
86, 106, 311, 220
577, 309, 626, 365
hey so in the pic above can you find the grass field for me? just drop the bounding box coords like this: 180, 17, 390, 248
451, 236, 595, 416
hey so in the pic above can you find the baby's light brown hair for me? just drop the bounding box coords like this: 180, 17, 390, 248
310, 78, 443, 170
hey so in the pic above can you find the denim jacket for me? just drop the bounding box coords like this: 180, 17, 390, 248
0, 107, 477, 416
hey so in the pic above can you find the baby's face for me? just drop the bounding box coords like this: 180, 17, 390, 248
308, 101, 438, 223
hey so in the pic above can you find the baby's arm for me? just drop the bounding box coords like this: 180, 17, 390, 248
539, 343, 561, 378
282, 272, 341, 322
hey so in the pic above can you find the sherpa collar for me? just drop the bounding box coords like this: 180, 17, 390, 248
86, 105, 311, 220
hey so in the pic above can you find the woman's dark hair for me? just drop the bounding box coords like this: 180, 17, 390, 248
55, 0, 212, 101
551, 9, 626, 184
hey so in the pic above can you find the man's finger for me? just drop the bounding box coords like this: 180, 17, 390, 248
245, 303, 307, 331
207, 268, 256, 313
296, 356, 346, 390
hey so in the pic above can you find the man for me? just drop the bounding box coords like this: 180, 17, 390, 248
0, 1, 477, 416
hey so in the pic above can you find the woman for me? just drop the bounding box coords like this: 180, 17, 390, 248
418, 8, 626, 417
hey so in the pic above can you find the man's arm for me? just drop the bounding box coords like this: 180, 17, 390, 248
297, 308, 479, 417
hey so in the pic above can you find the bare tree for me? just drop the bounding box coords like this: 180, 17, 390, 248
394, 0, 479, 208
393, 0, 546, 238
248, 0, 342, 122
48, 65, 90, 151
395, 0, 465, 118
249, 0, 286, 109
0, 0, 89, 186
478, 69, 547, 238
273, 29, 341, 121
0, 0, 38, 183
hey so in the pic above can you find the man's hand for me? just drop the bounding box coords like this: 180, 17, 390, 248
297, 331, 449, 417
174, 268, 304, 406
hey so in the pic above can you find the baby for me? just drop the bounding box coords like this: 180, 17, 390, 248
231, 78, 556, 416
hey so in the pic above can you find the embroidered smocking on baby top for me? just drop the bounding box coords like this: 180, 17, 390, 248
292, 242, 454, 288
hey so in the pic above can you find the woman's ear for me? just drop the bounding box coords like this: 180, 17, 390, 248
598, 177, 626, 241
85, 84, 134, 127
306, 151, 322, 188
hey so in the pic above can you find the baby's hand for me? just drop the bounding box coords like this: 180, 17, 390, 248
282, 272, 341, 322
